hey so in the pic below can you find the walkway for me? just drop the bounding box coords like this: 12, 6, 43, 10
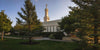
1, 36, 73, 42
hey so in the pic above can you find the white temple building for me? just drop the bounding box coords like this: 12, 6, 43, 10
42, 4, 61, 32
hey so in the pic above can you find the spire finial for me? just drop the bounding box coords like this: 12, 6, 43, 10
46, 4, 48, 8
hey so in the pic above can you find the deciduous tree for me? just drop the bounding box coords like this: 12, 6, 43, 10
0, 10, 12, 40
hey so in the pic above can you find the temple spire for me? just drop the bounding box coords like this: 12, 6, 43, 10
44, 4, 50, 22
46, 4, 48, 8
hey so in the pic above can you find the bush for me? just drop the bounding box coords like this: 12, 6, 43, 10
41, 32, 52, 37
49, 34, 55, 39
53, 32, 64, 40
41, 32, 64, 40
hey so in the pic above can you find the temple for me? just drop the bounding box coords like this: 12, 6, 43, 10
42, 4, 61, 32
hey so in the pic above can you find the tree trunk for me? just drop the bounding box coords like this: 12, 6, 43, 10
28, 23, 32, 44
94, 25, 98, 44
1, 31, 4, 40
29, 36, 32, 44
93, 2, 99, 49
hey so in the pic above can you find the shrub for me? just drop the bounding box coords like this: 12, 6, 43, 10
41, 32, 52, 37
53, 32, 64, 40
49, 34, 55, 39
41, 32, 64, 40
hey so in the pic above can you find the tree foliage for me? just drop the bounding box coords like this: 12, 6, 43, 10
71, 0, 100, 49
17, 0, 44, 34
0, 10, 12, 32
59, 16, 77, 35
16, 0, 44, 43
59, 0, 100, 50
0, 10, 12, 40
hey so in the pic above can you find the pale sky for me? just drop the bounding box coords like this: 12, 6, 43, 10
0, 0, 77, 26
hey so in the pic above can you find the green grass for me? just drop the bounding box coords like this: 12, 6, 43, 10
0, 39, 79, 50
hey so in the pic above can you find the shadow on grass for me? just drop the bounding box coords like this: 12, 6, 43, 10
20, 41, 40, 45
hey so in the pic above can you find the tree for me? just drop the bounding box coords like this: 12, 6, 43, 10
59, 0, 100, 50
71, 0, 100, 50
0, 10, 12, 40
58, 16, 77, 36
70, 7, 93, 50
17, 0, 43, 44
59, 7, 82, 36
72, 0, 100, 44
13, 18, 24, 36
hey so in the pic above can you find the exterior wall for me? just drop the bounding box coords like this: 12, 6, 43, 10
48, 26, 50, 32
42, 19, 61, 32
51, 26, 54, 32
54, 26, 57, 32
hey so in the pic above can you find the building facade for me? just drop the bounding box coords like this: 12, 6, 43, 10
42, 4, 61, 32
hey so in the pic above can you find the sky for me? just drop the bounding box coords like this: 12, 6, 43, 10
0, 0, 77, 27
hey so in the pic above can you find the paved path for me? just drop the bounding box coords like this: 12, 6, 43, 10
4, 36, 22, 39
1, 36, 73, 42
34, 37, 73, 42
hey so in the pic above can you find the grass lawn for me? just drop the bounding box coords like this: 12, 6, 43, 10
0, 38, 79, 50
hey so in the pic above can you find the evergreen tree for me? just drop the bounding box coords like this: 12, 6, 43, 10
14, 18, 23, 36
18, 0, 43, 43
59, 7, 82, 36
72, 0, 100, 43
71, 0, 100, 50
0, 10, 12, 40
58, 15, 77, 36
59, 0, 100, 50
